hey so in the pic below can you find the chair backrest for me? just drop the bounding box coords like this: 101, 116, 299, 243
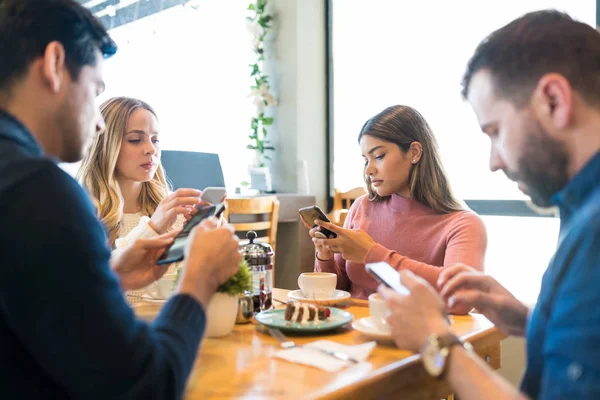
161, 150, 225, 191
329, 187, 367, 225
224, 196, 280, 252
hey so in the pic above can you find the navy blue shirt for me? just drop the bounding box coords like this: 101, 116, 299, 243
521, 151, 600, 399
0, 110, 206, 399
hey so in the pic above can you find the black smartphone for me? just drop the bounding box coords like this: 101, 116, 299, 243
298, 205, 337, 238
157, 202, 226, 265
365, 262, 410, 295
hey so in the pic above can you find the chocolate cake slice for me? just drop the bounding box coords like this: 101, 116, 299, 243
284, 301, 330, 323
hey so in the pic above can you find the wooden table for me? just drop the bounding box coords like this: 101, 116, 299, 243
175, 288, 505, 399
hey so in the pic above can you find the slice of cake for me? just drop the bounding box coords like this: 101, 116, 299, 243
284, 301, 331, 324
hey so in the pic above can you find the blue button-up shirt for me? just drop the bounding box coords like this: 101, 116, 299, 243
521, 151, 600, 399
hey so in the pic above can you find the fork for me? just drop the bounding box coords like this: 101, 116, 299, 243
268, 328, 359, 363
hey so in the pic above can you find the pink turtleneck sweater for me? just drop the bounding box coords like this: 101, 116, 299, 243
315, 194, 487, 299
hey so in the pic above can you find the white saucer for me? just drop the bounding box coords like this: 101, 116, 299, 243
287, 289, 351, 306
352, 317, 394, 342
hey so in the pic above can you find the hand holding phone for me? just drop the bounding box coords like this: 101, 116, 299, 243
365, 262, 410, 295
298, 205, 337, 238
157, 203, 226, 265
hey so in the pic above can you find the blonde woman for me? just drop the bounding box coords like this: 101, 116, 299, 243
308, 105, 487, 313
78, 97, 201, 284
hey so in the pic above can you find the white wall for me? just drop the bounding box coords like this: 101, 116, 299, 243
268, 0, 328, 208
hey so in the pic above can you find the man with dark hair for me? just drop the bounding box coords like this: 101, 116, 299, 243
380, 10, 600, 399
0, 1, 241, 398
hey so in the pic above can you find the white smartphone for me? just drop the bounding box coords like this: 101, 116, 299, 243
365, 261, 410, 295
201, 186, 226, 205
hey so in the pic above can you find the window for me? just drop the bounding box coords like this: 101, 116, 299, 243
329, 1, 595, 300
68, 1, 254, 189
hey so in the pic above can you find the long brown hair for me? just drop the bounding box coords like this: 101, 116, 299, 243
77, 97, 169, 246
358, 105, 464, 214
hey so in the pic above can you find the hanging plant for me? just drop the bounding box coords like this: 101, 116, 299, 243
247, 0, 276, 168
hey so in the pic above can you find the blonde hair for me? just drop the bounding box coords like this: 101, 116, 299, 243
358, 105, 464, 214
77, 97, 169, 246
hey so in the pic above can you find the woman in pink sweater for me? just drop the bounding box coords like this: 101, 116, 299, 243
311, 105, 487, 312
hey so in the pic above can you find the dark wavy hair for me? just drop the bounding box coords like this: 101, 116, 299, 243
0, 0, 117, 94
358, 105, 464, 214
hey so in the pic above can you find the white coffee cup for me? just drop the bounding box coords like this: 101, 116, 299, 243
145, 274, 178, 300
368, 293, 391, 333
297, 272, 337, 299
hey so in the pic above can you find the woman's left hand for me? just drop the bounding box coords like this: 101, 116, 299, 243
312, 219, 376, 263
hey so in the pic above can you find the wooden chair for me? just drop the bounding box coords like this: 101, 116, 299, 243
224, 196, 280, 253
328, 187, 367, 226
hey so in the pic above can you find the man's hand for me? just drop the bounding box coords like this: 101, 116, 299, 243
379, 270, 450, 352
438, 264, 530, 336
110, 230, 179, 291
312, 219, 376, 263
177, 218, 241, 308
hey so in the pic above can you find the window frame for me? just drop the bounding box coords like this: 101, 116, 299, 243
324, 0, 600, 217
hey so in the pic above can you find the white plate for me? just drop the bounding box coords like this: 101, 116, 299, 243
138, 295, 168, 304
287, 289, 351, 306
352, 317, 394, 342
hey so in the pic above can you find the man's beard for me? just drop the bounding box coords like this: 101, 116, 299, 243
507, 121, 569, 207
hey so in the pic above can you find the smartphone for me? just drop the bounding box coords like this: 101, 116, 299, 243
201, 186, 226, 205
157, 203, 226, 265
298, 205, 337, 238
365, 262, 410, 295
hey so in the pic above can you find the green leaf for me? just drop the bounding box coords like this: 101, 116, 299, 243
248, 4, 255, 10
262, 117, 274, 125
264, 155, 272, 161
247, 144, 257, 150
217, 259, 253, 294
241, 181, 250, 187
264, 146, 275, 150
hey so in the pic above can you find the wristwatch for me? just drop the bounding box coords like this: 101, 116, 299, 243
421, 333, 473, 379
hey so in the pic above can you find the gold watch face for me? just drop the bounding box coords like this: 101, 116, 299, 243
422, 341, 445, 377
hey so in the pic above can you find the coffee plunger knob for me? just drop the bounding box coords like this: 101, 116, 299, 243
246, 231, 257, 243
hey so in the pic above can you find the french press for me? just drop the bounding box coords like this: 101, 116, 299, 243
238, 231, 274, 312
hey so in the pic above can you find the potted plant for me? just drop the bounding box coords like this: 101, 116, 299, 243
204, 258, 252, 338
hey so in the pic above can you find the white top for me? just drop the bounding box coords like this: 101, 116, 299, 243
114, 212, 185, 301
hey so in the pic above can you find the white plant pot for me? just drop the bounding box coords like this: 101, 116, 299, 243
204, 292, 239, 338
